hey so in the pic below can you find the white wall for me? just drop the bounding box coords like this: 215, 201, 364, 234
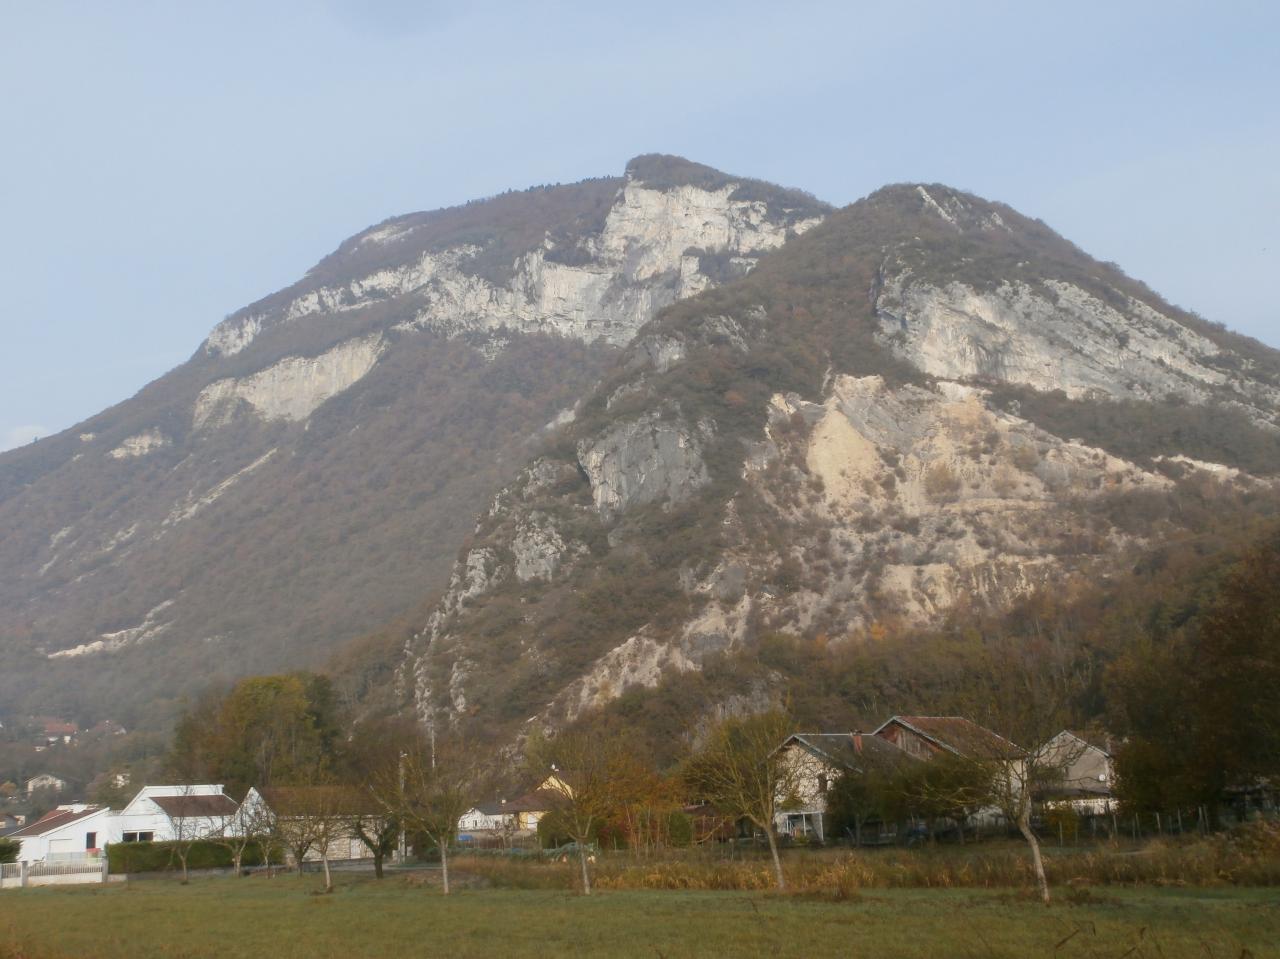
109, 784, 232, 844
15, 808, 112, 863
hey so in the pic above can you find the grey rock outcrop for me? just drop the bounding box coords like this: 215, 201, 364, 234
576, 410, 711, 517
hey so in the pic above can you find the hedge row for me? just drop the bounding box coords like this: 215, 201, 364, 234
0, 837, 19, 864
107, 839, 279, 874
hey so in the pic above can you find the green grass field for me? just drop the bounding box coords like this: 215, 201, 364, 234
2, 874, 1277, 959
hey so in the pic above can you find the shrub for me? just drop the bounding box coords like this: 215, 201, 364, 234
924, 464, 961, 503
106, 839, 278, 874
0, 837, 19, 864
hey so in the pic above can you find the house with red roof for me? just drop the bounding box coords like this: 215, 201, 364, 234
6, 804, 111, 863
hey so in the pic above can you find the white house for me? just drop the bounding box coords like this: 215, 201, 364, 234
25, 773, 66, 797
7, 804, 112, 862
458, 793, 552, 838
1036, 730, 1115, 814
110, 784, 239, 844
773, 732, 914, 843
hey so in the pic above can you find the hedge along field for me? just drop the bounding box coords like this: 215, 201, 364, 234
106, 840, 280, 874
1, 876, 1278, 959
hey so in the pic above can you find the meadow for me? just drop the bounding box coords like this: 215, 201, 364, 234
1, 868, 1277, 959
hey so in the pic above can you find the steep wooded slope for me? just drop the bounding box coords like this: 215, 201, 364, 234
0, 156, 826, 727
400, 183, 1280, 743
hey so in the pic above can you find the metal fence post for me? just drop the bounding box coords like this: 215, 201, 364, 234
20, 861, 28, 888
101, 856, 109, 883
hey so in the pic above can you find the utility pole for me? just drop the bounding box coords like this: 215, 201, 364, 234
398, 750, 407, 863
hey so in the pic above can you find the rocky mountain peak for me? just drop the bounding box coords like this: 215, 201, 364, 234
400, 178, 1280, 743
0, 156, 829, 730
4, 159, 1278, 744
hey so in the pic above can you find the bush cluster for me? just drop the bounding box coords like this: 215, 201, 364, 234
106, 839, 278, 874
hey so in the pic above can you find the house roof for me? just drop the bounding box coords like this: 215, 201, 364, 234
783, 732, 914, 774
1063, 729, 1114, 756
874, 716, 1024, 760
151, 794, 238, 818
471, 790, 557, 816
256, 786, 377, 817
7, 806, 104, 838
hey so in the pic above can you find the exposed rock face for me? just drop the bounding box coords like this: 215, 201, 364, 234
208, 179, 822, 361
193, 335, 385, 427
577, 410, 711, 516
107, 429, 171, 459
47, 600, 175, 660
743, 374, 1168, 633
383, 182, 818, 346
6, 163, 1279, 744
0, 156, 824, 728
512, 513, 584, 582
408, 369, 1192, 732
872, 191, 1280, 429
401, 181, 1280, 744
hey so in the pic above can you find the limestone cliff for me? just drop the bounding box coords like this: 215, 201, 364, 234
0, 155, 827, 727
401, 182, 1280, 743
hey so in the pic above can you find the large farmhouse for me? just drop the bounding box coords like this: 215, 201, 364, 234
774, 732, 913, 843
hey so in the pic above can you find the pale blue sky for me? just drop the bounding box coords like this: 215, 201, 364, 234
2, 0, 1277, 451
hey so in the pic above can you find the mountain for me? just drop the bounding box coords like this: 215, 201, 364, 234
0, 155, 828, 727
398, 181, 1280, 744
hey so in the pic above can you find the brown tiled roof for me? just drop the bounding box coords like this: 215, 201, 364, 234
472, 790, 557, 816
784, 733, 916, 774
876, 716, 1024, 760
257, 786, 375, 817
151, 794, 238, 818
7, 806, 103, 838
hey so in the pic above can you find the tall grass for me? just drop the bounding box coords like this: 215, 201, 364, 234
454, 821, 1280, 894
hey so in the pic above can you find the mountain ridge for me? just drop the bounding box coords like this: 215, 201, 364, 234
2, 159, 1277, 742
396, 178, 1280, 745
0, 155, 827, 729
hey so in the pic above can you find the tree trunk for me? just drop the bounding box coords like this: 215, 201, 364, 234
853, 818, 862, 848
1016, 803, 1050, 904
440, 842, 450, 895
233, 849, 242, 876
373, 850, 384, 879
321, 854, 332, 893
180, 853, 189, 885
764, 828, 786, 892
577, 843, 592, 896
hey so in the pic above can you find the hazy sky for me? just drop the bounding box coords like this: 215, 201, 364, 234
2, 1, 1277, 451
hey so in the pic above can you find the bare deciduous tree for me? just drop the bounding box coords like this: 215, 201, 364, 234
374, 736, 488, 895
681, 710, 799, 891
952, 633, 1092, 904
526, 730, 622, 895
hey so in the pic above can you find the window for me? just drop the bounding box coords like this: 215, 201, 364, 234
139, 831, 154, 842
85, 832, 97, 849
817, 774, 829, 794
